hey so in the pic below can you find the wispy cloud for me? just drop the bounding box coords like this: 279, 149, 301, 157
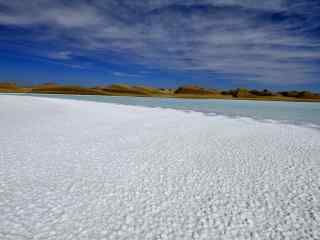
113, 71, 141, 78
0, 0, 319, 85
47, 51, 73, 60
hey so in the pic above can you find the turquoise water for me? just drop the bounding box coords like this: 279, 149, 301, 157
8, 93, 320, 126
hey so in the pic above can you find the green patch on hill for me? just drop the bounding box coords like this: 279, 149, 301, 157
174, 85, 218, 95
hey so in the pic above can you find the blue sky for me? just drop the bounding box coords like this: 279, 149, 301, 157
0, 0, 320, 91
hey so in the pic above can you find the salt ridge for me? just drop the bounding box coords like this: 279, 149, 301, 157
0, 95, 319, 240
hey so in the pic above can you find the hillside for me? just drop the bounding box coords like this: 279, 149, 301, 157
30, 84, 110, 95
174, 85, 218, 95
1, 82, 320, 102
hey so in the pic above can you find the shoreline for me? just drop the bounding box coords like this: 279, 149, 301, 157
3, 93, 320, 128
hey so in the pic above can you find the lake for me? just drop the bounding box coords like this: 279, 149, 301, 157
6, 93, 320, 127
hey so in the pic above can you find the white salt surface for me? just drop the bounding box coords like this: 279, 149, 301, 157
0, 95, 319, 240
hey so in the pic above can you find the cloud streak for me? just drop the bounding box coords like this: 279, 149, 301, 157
0, 0, 319, 85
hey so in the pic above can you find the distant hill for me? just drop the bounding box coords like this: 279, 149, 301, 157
279, 91, 320, 99
0, 82, 29, 93
0, 82, 18, 89
31, 84, 110, 95
232, 88, 256, 98
95, 84, 150, 96
1, 82, 320, 102
95, 84, 169, 96
174, 85, 218, 95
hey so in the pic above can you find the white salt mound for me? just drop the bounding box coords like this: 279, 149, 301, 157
0, 95, 319, 240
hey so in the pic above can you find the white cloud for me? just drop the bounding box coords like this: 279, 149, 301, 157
113, 72, 141, 78
0, 0, 319, 85
47, 51, 73, 60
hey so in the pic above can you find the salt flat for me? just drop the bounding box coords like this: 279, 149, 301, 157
0, 95, 319, 240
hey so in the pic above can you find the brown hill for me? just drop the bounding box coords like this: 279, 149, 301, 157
0, 82, 18, 90
297, 91, 320, 99
31, 84, 109, 95
96, 84, 156, 96
279, 91, 320, 99
1, 81, 320, 102
0, 82, 30, 93
174, 85, 217, 95
232, 88, 256, 98
133, 85, 168, 95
